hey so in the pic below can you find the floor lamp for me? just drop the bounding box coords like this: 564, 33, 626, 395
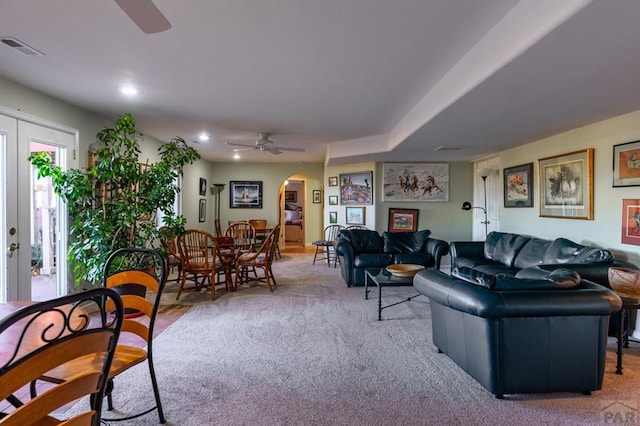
210, 183, 225, 222
461, 168, 492, 237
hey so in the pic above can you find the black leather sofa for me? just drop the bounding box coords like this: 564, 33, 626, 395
413, 268, 622, 398
334, 229, 448, 287
450, 231, 638, 288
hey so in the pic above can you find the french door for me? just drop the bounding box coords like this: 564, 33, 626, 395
0, 109, 76, 302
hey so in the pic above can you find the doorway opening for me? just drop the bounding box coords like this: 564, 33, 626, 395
282, 179, 305, 247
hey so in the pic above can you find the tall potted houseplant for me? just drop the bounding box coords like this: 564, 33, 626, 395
30, 113, 200, 288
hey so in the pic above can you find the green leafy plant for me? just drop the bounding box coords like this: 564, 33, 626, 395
30, 113, 200, 286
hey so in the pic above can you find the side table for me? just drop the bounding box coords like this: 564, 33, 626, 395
365, 268, 422, 321
608, 266, 640, 375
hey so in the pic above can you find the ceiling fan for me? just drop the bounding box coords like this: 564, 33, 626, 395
114, 0, 172, 34
226, 133, 306, 155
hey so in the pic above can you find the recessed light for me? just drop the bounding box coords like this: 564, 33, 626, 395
198, 133, 210, 142
119, 85, 141, 96
233, 153, 240, 160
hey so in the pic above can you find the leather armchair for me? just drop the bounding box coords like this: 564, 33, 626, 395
414, 269, 622, 398
335, 229, 448, 287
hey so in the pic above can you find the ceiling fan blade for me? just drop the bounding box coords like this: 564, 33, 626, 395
232, 147, 255, 152
225, 142, 255, 148
114, 0, 172, 34
272, 146, 306, 152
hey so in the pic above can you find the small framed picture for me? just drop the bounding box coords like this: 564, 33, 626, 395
621, 199, 640, 245
198, 199, 206, 222
328, 176, 338, 187
285, 191, 297, 202
313, 190, 321, 204
503, 163, 533, 208
613, 140, 640, 187
199, 177, 207, 196
329, 211, 338, 224
328, 195, 338, 205
346, 206, 365, 225
388, 208, 419, 232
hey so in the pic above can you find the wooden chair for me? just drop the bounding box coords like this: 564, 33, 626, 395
0, 287, 123, 426
312, 224, 344, 267
159, 226, 182, 283
32, 248, 169, 423
214, 218, 223, 237
235, 225, 280, 291
225, 222, 257, 253
177, 229, 219, 300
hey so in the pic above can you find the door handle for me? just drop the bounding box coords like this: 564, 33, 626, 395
8, 242, 19, 252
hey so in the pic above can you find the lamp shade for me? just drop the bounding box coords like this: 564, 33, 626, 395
477, 168, 493, 179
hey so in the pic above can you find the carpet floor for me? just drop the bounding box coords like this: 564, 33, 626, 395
66, 252, 640, 425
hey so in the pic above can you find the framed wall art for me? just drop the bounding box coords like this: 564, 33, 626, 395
382, 163, 449, 202
313, 190, 321, 204
503, 163, 533, 208
229, 181, 263, 209
328, 176, 338, 187
346, 206, 365, 225
285, 190, 297, 202
388, 208, 419, 232
328, 195, 338, 205
199, 177, 207, 196
613, 140, 640, 187
538, 148, 593, 220
339, 171, 373, 205
621, 199, 640, 245
329, 211, 338, 224
198, 199, 206, 222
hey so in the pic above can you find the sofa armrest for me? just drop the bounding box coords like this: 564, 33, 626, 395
449, 241, 485, 269
414, 269, 622, 319
335, 240, 355, 286
425, 238, 449, 270
537, 260, 639, 288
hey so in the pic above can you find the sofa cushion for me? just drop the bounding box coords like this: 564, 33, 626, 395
339, 230, 383, 254
483, 232, 530, 267
394, 252, 433, 266
513, 238, 553, 269
542, 238, 614, 264
452, 267, 495, 288
496, 268, 581, 290
354, 253, 394, 268
382, 230, 431, 253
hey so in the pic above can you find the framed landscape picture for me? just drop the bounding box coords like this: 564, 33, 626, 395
328, 176, 338, 187
538, 148, 593, 219
388, 208, 419, 232
230, 181, 263, 209
346, 206, 365, 225
328, 195, 338, 205
329, 211, 338, 224
285, 190, 297, 202
339, 171, 373, 205
503, 163, 533, 208
382, 163, 449, 202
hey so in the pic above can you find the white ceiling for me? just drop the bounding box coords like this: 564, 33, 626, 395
1, 1, 640, 164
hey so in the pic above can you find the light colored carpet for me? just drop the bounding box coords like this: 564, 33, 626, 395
68, 253, 640, 425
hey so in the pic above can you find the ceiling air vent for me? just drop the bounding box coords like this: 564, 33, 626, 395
1, 37, 45, 56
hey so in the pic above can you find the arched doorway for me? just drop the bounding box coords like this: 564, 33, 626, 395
280, 178, 305, 248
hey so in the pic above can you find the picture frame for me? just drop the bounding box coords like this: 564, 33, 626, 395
230, 181, 263, 209
328, 195, 338, 205
503, 163, 533, 208
329, 211, 338, 224
285, 190, 297, 202
328, 176, 338, 187
621, 199, 640, 245
538, 148, 594, 220
198, 199, 206, 222
199, 177, 207, 196
613, 140, 640, 187
345, 206, 365, 225
382, 163, 449, 202
388, 208, 419, 233
313, 190, 321, 204
339, 171, 373, 205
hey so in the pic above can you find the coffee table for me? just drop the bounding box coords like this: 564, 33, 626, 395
365, 268, 422, 321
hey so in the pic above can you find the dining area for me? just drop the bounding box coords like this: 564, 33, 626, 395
161, 219, 282, 301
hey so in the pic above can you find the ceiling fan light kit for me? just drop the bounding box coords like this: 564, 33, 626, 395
225, 133, 306, 155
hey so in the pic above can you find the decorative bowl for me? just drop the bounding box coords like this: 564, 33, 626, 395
385, 264, 425, 277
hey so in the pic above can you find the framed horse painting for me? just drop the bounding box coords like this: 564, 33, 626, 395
382, 163, 449, 202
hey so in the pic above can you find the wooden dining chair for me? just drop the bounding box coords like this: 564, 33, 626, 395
31, 248, 168, 424
0, 287, 123, 426
312, 224, 344, 267
235, 224, 280, 291
225, 222, 257, 253
177, 229, 219, 300
159, 226, 182, 283
214, 218, 223, 237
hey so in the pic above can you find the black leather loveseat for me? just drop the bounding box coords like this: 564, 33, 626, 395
335, 229, 448, 287
450, 231, 637, 288
413, 268, 622, 398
